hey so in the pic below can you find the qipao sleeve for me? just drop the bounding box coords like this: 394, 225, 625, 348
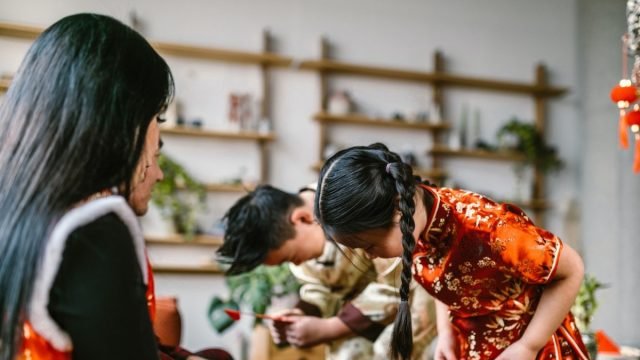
490, 204, 563, 284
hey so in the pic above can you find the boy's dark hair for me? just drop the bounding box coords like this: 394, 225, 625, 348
315, 142, 419, 360
217, 185, 304, 275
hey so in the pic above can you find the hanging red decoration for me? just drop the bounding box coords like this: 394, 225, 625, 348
610, 79, 637, 149
625, 105, 640, 172
610, 19, 640, 173
610, 80, 638, 104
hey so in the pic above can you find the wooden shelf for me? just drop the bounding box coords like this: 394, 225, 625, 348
312, 160, 446, 180
0, 22, 40, 39
151, 263, 224, 275
430, 145, 526, 162
0, 78, 10, 92
0, 22, 292, 67
314, 112, 449, 131
203, 183, 254, 192
152, 41, 291, 66
161, 126, 275, 141
299, 59, 566, 97
145, 234, 223, 247
177, 182, 253, 193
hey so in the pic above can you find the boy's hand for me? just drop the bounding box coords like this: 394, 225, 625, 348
285, 316, 352, 348
266, 308, 303, 345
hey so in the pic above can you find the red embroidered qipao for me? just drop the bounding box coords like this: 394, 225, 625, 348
412, 185, 589, 360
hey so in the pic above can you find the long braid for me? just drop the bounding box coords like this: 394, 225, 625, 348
388, 161, 416, 360
314, 142, 422, 359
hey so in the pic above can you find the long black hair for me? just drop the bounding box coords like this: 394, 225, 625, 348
0, 13, 173, 358
217, 185, 304, 275
315, 143, 418, 360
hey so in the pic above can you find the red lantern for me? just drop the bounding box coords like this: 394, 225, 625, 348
624, 105, 640, 173
610, 79, 638, 104
611, 79, 638, 149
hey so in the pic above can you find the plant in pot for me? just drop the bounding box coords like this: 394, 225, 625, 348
497, 118, 564, 200
208, 264, 300, 334
151, 153, 206, 239
571, 274, 606, 360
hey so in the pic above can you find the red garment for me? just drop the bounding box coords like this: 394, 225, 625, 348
18, 322, 70, 360
19, 256, 232, 360
413, 185, 589, 360
18, 256, 158, 360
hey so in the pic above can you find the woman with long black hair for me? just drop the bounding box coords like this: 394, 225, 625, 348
315, 143, 590, 360
0, 13, 173, 359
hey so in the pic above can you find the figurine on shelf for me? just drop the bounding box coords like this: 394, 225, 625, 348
414, 111, 430, 123
327, 90, 353, 115
459, 103, 469, 148
228, 93, 252, 131
257, 116, 271, 134
429, 102, 443, 124
190, 118, 203, 129
391, 111, 406, 122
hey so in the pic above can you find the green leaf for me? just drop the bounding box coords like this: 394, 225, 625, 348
151, 153, 206, 238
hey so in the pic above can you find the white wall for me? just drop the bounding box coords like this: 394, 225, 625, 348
2, 0, 637, 355
579, 0, 640, 348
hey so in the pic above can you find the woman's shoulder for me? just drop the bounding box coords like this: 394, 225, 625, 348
58, 196, 145, 257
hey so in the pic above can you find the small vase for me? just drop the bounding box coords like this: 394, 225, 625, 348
582, 331, 598, 360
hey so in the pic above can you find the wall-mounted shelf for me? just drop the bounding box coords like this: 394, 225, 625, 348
0, 77, 10, 92
160, 126, 275, 141
0, 21, 292, 67
151, 41, 291, 66
145, 234, 223, 247
203, 183, 252, 192
313, 112, 449, 131
0, 22, 40, 39
430, 145, 526, 162
151, 263, 224, 275
303, 38, 567, 226
299, 59, 566, 96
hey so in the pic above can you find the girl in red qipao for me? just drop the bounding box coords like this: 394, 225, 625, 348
314, 143, 589, 360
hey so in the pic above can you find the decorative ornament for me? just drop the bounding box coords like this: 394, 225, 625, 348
610, 79, 637, 149
624, 104, 640, 172
609, 1, 640, 172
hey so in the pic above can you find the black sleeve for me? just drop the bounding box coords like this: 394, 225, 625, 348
48, 213, 159, 360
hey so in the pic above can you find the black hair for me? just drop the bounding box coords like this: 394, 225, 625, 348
315, 143, 418, 360
217, 185, 305, 275
0, 13, 173, 358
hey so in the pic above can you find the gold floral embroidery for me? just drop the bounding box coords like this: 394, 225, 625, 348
412, 186, 578, 359
458, 261, 473, 274
490, 237, 508, 253
477, 257, 496, 268
433, 277, 443, 293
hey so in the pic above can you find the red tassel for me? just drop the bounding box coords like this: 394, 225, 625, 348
634, 133, 640, 173
620, 109, 630, 149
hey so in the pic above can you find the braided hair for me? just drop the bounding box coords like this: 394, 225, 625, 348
315, 143, 420, 360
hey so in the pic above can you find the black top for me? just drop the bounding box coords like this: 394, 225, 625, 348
47, 213, 159, 359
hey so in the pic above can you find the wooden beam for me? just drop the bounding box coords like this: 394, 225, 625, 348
161, 126, 275, 141
299, 59, 567, 97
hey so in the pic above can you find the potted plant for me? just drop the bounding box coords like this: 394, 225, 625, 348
497, 118, 564, 173
497, 118, 564, 200
571, 274, 606, 360
151, 153, 206, 239
208, 264, 300, 333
